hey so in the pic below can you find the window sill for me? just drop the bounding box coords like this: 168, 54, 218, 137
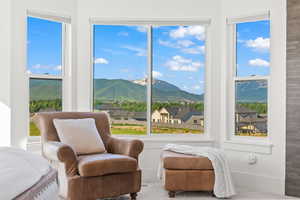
223, 139, 273, 154
27, 135, 215, 152
28, 135, 214, 145
115, 134, 214, 143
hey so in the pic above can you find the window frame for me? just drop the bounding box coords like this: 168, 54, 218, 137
90, 19, 212, 139
27, 13, 71, 139
226, 12, 272, 143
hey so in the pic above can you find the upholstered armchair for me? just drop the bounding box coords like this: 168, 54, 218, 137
34, 112, 144, 200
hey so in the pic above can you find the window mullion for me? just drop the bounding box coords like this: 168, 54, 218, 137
146, 25, 152, 136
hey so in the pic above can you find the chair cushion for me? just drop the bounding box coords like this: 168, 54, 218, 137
78, 153, 138, 177
162, 151, 213, 170
53, 118, 106, 155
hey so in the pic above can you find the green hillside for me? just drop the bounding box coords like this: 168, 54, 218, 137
236, 80, 267, 102
93, 79, 203, 102
29, 78, 267, 103
30, 79, 62, 101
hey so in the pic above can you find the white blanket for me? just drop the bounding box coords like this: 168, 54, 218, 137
158, 144, 236, 198
0, 147, 50, 200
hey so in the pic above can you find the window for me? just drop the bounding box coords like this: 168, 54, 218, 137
27, 17, 65, 136
93, 25, 147, 135
232, 19, 270, 137
92, 23, 208, 135
151, 25, 206, 134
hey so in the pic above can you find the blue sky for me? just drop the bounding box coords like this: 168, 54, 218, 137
27, 17, 62, 76
236, 20, 270, 77
27, 18, 270, 95
93, 25, 206, 95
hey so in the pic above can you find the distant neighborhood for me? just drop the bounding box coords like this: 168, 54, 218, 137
94, 103, 267, 135
235, 104, 267, 135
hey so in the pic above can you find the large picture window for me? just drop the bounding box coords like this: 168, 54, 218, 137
27, 17, 65, 136
151, 26, 206, 134
92, 23, 208, 135
233, 20, 270, 137
93, 25, 147, 135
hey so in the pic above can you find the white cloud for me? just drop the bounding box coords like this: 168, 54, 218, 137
170, 25, 205, 41
159, 39, 194, 48
158, 40, 177, 48
165, 55, 202, 72
177, 40, 195, 47
248, 58, 270, 67
136, 25, 148, 33
122, 45, 146, 56
246, 37, 270, 52
152, 71, 163, 78
192, 85, 201, 90
94, 58, 109, 64
55, 65, 62, 71
118, 31, 129, 36
182, 46, 205, 55
159, 39, 205, 55
31, 64, 62, 71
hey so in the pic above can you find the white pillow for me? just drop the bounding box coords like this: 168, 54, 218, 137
53, 118, 106, 155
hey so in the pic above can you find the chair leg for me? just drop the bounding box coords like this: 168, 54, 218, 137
130, 193, 137, 200
211, 191, 216, 197
168, 191, 176, 198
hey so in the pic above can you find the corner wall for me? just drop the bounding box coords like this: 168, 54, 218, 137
0, 0, 12, 146
9, 0, 77, 148
219, 0, 286, 194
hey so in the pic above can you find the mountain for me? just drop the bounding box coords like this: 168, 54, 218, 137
236, 80, 267, 102
93, 79, 203, 102
30, 79, 62, 101
29, 78, 267, 103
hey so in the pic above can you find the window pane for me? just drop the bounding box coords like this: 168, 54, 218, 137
27, 17, 62, 75
151, 26, 205, 134
236, 20, 270, 77
93, 25, 147, 135
235, 80, 268, 137
29, 79, 62, 136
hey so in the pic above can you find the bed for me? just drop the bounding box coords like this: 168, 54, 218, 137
0, 147, 58, 200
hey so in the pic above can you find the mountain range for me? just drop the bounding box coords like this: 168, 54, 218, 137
30, 78, 267, 102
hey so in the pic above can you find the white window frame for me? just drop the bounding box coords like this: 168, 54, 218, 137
89, 18, 213, 141
27, 11, 72, 141
225, 12, 273, 154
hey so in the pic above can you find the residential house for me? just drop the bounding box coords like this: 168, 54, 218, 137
152, 107, 204, 126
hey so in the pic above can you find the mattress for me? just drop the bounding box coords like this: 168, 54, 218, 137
14, 168, 58, 200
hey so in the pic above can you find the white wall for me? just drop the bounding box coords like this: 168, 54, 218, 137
219, 0, 286, 194
8, 0, 77, 148
0, 0, 12, 146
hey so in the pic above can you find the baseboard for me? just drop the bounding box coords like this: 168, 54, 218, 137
232, 171, 285, 195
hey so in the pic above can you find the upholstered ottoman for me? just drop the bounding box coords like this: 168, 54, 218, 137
162, 151, 215, 198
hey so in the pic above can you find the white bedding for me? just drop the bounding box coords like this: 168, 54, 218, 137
0, 147, 51, 200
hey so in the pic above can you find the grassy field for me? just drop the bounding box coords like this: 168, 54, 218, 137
30, 122, 40, 136
30, 122, 202, 136
236, 132, 267, 137
31, 122, 267, 136
111, 123, 202, 135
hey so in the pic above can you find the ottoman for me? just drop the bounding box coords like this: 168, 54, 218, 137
162, 151, 215, 198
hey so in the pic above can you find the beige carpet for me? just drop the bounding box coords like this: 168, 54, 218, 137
60, 182, 300, 200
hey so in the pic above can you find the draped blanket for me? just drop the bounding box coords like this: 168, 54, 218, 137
0, 147, 51, 200
158, 144, 236, 198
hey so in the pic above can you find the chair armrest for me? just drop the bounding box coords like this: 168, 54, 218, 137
107, 137, 144, 160
43, 141, 78, 176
